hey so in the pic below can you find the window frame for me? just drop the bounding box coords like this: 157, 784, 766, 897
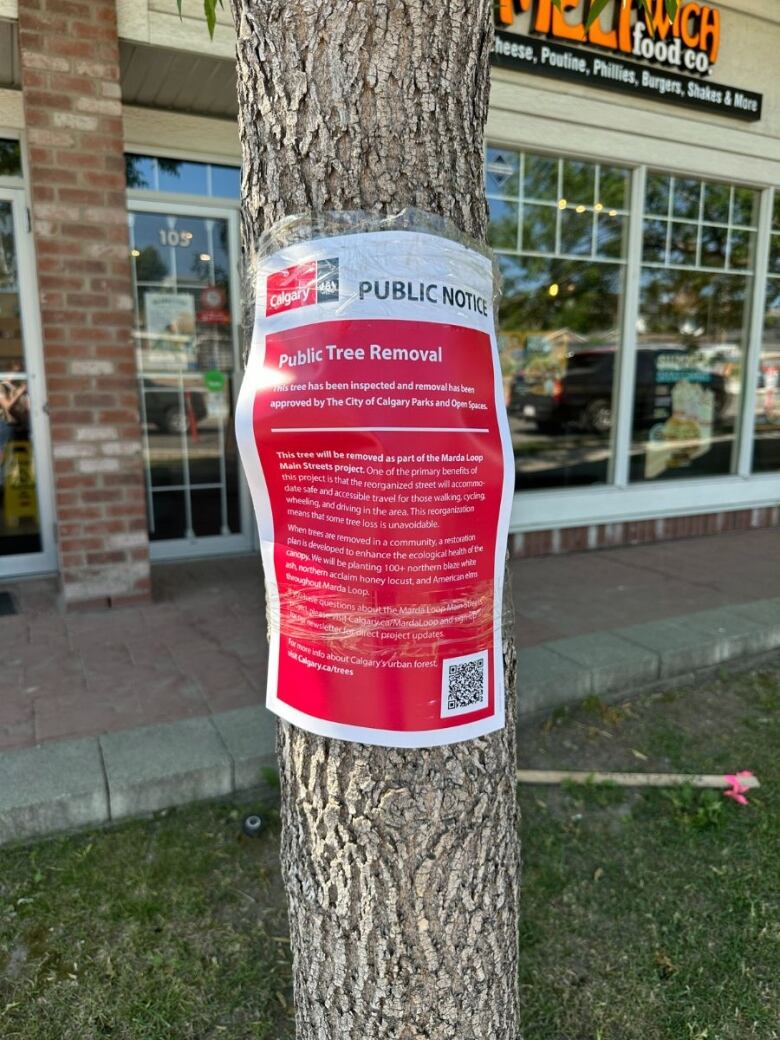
488, 147, 632, 492
739, 186, 773, 476
486, 139, 777, 533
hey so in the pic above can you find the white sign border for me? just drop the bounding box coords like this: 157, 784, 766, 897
235, 229, 514, 748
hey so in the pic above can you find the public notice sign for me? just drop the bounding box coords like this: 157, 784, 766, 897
236, 229, 514, 748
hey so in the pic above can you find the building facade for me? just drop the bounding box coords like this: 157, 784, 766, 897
0, 0, 778, 606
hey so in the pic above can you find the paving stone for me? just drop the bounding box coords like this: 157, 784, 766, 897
2, 692, 35, 727
203, 681, 261, 715
211, 706, 277, 789
516, 645, 592, 715
545, 631, 659, 696
100, 717, 232, 819
0, 719, 36, 752
0, 738, 108, 845
0, 616, 30, 641
171, 648, 249, 688
133, 683, 211, 726
79, 644, 134, 671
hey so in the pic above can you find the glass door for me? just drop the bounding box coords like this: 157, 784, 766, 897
128, 202, 250, 559
0, 187, 56, 577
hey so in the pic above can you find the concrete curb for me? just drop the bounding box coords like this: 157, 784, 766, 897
1, 598, 778, 847
0, 706, 276, 847
516, 597, 780, 715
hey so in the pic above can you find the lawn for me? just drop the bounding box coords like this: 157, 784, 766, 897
1, 660, 778, 1040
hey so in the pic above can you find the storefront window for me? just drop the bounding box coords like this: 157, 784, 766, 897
128, 210, 242, 543
630, 174, 757, 482
0, 140, 22, 178
125, 154, 240, 200
487, 147, 629, 490
753, 191, 780, 472
1, 200, 42, 557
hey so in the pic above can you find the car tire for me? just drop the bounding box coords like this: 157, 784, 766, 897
162, 405, 189, 435
584, 399, 612, 434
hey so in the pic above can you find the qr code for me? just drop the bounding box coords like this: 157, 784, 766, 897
441, 650, 489, 717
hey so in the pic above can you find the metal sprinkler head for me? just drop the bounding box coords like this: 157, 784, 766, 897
242, 813, 265, 838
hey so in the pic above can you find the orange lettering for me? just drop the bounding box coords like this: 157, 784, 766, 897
643, 0, 680, 39
700, 6, 720, 62
680, 2, 701, 48
497, 0, 513, 25
552, 0, 586, 42
533, 0, 553, 34
588, 0, 618, 49
496, 0, 533, 26
618, 0, 633, 52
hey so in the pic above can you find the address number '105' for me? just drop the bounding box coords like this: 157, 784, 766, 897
158, 229, 193, 247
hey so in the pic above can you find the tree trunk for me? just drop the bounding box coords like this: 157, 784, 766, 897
228, 3, 519, 1038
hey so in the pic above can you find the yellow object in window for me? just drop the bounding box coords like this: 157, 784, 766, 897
3, 440, 37, 528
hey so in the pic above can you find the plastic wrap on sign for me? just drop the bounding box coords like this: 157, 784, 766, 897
235, 211, 514, 748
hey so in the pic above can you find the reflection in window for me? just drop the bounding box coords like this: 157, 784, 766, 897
125, 154, 240, 200
753, 191, 780, 472
631, 173, 757, 482
127, 210, 240, 543
486, 147, 629, 491
0, 140, 22, 178
1, 201, 42, 556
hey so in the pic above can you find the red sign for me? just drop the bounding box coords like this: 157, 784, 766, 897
197, 285, 230, 325
237, 230, 512, 747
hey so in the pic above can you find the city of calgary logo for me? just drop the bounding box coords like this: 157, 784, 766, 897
266, 258, 340, 316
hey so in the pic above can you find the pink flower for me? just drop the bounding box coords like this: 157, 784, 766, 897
723, 770, 754, 806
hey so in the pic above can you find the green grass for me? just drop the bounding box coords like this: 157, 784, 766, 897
518, 663, 780, 1040
0, 805, 294, 1039
1, 663, 778, 1039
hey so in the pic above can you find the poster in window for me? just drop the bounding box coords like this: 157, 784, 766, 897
645, 353, 717, 479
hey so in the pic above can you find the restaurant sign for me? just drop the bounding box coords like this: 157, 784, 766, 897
493, 0, 762, 121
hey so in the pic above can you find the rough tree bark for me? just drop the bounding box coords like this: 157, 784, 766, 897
228, 3, 519, 1038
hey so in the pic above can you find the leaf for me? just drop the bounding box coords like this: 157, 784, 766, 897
176, 0, 182, 16
665, 0, 680, 19
204, 0, 217, 38
585, 0, 612, 30
637, 0, 655, 34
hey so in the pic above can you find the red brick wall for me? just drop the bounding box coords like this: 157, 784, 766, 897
18, 0, 150, 607
512, 506, 780, 558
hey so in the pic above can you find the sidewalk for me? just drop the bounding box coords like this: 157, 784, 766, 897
1, 528, 778, 844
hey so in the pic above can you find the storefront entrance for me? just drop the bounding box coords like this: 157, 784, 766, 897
128, 201, 251, 559
0, 186, 56, 578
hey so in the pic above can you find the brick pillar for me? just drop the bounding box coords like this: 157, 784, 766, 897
18, 0, 151, 607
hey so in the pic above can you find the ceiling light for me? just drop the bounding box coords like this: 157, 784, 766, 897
199, 253, 211, 261
576, 205, 586, 214
548, 283, 559, 297
594, 202, 604, 212
130, 249, 140, 257
558, 198, 567, 209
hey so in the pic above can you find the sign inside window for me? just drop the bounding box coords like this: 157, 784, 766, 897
158, 229, 194, 248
